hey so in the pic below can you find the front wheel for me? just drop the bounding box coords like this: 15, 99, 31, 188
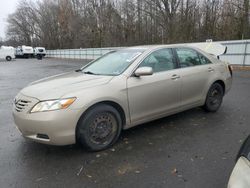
203, 83, 224, 112
76, 104, 122, 151
6, 56, 12, 61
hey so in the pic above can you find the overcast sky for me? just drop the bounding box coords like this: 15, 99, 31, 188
0, 0, 19, 39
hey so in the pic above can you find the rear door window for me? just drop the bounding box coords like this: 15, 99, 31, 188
176, 48, 201, 68
199, 54, 212, 65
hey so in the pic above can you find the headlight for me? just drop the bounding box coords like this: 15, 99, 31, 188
30, 98, 76, 113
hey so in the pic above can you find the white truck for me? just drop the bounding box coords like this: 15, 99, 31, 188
0, 46, 15, 61
34, 47, 46, 57
15, 45, 34, 58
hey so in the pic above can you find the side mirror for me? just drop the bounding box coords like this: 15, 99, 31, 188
134, 67, 153, 77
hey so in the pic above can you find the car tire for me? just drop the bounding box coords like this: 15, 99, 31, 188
6, 56, 12, 61
203, 83, 224, 112
76, 104, 122, 151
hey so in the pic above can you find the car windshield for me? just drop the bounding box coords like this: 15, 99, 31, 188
81, 49, 145, 76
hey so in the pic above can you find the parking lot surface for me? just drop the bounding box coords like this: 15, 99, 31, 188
0, 58, 250, 188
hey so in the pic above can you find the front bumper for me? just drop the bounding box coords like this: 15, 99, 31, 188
228, 157, 250, 188
12, 94, 81, 145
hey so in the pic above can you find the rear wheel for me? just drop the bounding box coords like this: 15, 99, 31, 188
203, 83, 224, 112
6, 56, 12, 61
76, 104, 122, 151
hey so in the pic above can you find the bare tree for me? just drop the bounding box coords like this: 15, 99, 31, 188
4, 0, 250, 49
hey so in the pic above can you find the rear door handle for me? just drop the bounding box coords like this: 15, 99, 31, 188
208, 67, 214, 72
171, 74, 180, 80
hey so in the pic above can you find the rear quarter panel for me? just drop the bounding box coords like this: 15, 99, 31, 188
197, 49, 232, 99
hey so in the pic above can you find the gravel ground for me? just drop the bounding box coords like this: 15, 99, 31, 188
0, 58, 250, 188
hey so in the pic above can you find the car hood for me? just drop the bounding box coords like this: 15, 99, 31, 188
20, 71, 114, 100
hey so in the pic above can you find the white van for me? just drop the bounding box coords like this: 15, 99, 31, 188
34, 47, 46, 57
15, 45, 34, 58
0, 46, 15, 61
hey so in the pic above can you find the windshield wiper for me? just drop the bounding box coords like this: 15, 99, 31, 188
83, 71, 100, 75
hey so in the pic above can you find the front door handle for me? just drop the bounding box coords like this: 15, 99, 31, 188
208, 67, 214, 72
171, 74, 180, 80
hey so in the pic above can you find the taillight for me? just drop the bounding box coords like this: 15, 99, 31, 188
228, 65, 233, 77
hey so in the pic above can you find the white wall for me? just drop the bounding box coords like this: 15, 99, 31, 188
46, 48, 121, 60
219, 40, 250, 65
46, 40, 250, 65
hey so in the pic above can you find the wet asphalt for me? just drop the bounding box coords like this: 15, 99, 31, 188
0, 58, 250, 188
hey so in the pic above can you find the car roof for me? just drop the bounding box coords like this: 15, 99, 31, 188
123, 43, 226, 57
123, 44, 191, 51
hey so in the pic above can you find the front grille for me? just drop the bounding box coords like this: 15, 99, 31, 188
15, 99, 31, 112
